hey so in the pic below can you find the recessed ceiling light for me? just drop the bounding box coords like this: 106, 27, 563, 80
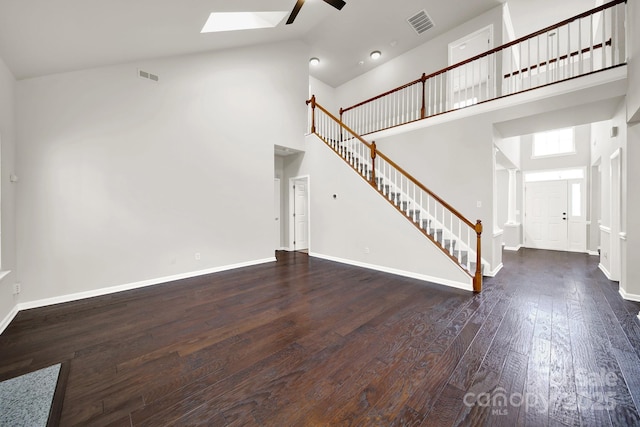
309, 57, 320, 66
370, 50, 382, 60
201, 11, 288, 33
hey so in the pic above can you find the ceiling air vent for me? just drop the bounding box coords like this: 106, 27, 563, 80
138, 69, 159, 82
407, 10, 434, 35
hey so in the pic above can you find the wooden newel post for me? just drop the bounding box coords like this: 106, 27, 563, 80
420, 73, 427, 119
473, 220, 483, 293
306, 95, 316, 134
370, 141, 377, 184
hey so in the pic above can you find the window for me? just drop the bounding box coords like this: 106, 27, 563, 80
524, 168, 584, 182
532, 128, 575, 158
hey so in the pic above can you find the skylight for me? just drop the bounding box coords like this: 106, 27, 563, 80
201, 12, 288, 33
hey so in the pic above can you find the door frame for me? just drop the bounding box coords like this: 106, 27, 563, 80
288, 175, 311, 251
523, 179, 569, 251
448, 24, 494, 108
610, 148, 622, 281
274, 178, 282, 250
523, 168, 587, 253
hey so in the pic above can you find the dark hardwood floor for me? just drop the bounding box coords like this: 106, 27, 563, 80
1, 249, 640, 426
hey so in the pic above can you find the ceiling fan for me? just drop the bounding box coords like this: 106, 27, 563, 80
286, 0, 346, 25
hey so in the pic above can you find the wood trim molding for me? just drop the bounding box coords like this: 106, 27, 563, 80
600, 225, 612, 233
619, 287, 640, 302
486, 263, 503, 277
3, 257, 276, 335
599, 263, 613, 280
0, 305, 19, 336
309, 252, 473, 292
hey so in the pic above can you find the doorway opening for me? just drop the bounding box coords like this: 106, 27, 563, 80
523, 168, 586, 252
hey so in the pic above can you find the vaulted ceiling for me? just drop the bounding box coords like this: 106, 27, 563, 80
0, 0, 595, 87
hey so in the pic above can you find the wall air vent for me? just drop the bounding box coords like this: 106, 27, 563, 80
407, 10, 434, 35
138, 69, 159, 82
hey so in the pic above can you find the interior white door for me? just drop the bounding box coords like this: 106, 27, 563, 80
525, 180, 568, 251
449, 25, 492, 107
293, 178, 309, 250
274, 178, 281, 249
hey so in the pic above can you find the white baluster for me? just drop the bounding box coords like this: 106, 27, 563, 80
457, 220, 461, 261
420, 190, 423, 225
394, 168, 398, 205
412, 185, 416, 221
556, 26, 560, 81
449, 212, 453, 255
611, 6, 616, 66
440, 73, 444, 113
567, 22, 571, 78
602, 9, 607, 69
467, 228, 471, 271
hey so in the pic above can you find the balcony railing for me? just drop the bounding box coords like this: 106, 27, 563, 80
340, 0, 627, 136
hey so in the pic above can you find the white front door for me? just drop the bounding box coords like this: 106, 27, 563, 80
293, 178, 309, 250
525, 180, 568, 251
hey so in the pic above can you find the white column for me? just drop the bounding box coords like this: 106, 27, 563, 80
507, 168, 517, 225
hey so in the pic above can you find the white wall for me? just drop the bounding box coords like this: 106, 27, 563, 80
628, 0, 640, 122
626, 121, 640, 298
309, 76, 338, 117
333, 6, 504, 111
15, 41, 308, 304
496, 169, 509, 227
590, 100, 627, 287
0, 55, 17, 328
624, 0, 640, 302
495, 136, 521, 169
300, 135, 472, 290
373, 114, 496, 270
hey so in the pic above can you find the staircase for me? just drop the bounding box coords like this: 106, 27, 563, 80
307, 96, 484, 292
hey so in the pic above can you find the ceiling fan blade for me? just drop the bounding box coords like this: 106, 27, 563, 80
286, 0, 305, 25
322, 0, 346, 10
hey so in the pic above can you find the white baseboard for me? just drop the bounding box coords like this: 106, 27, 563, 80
619, 288, 640, 303
2, 257, 276, 334
486, 263, 503, 277
503, 245, 522, 252
309, 252, 473, 292
598, 263, 613, 281
0, 305, 19, 336
588, 250, 599, 256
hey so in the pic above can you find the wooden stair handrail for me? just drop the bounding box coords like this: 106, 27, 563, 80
309, 97, 476, 230
340, 0, 626, 115
340, 76, 424, 114
308, 96, 372, 149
